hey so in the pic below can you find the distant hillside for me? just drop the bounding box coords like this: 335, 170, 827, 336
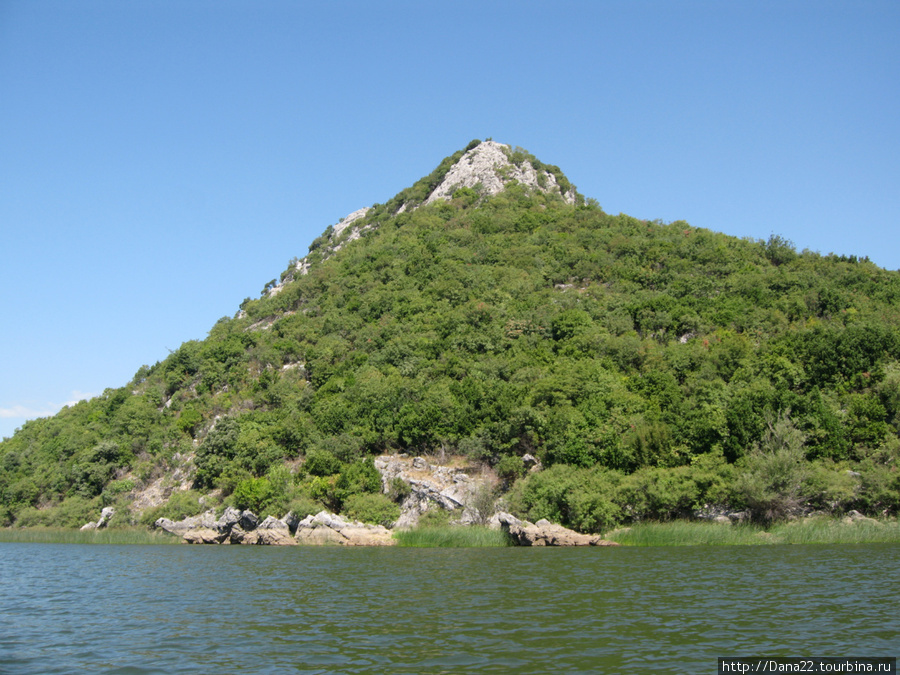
3, 140, 899, 532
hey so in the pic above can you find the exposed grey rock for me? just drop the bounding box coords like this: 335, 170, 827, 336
255, 517, 296, 546
282, 511, 301, 534
424, 141, 577, 205
80, 506, 116, 531
155, 509, 217, 535
98, 507, 115, 528
694, 505, 749, 523
496, 512, 619, 547
215, 506, 242, 533
229, 524, 259, 545
843, 510, 881, 526
522, 454, 542, 473
294, 510, 394, 546
183, 528, 228, 545
239, 510, 259, 531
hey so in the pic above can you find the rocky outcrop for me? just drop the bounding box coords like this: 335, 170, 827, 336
424, 140, 577, 205
293, 511, 395, 546
155, 509, 218, 536
496, 512, 619, 547
155, 507, 393, 546
80, 507, 115, 531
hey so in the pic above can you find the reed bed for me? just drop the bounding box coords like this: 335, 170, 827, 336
769, 518, 900, 545
0, 527, 181, 545
607, 518, 900, 547
394, 526, 513, 547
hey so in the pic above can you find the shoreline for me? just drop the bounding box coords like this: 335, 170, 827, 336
2, 517, 899, 547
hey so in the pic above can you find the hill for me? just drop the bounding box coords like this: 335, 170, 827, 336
2, 140, 900, 532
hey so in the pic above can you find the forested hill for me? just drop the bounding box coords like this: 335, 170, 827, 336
3, 140, 900, 531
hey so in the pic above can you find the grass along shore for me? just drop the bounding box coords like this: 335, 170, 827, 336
605, 517, 900, 546
0, 527, 181, 545
393, 526, 513, 547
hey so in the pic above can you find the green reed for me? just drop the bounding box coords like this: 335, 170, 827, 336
394, 526, 513, 547
0, 527, 181, 545
606, 518, 900, 547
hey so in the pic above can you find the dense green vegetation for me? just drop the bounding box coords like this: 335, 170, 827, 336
2, 141, 899, 533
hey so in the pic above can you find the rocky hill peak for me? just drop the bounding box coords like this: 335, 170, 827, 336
267, 140, 579, 296
424, 140, 577, 206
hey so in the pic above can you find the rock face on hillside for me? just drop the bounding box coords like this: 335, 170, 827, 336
374, 454, 495, 528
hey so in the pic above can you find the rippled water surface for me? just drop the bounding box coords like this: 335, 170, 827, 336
1, 543, 897, 674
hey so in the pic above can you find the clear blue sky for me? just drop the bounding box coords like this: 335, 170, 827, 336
1, 0, 898, 439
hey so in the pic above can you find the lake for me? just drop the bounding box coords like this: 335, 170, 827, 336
0, 543, 897, 674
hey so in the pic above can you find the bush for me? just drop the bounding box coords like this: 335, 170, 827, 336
506, 464, 623, 534
618, 466, 700, 521
466, 483, 497, 525
734, 412, 809, 523
303, 448, 342, 477
418, 508, 453, 527
286, 496, 323, 520
496, 455, 526, 484
15, 496, 101, 528
343, 493, 399, 527
388, 476, 412, 503
232, 477, 273, 514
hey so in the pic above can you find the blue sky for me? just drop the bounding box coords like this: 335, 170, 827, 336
1, 0, 898, 439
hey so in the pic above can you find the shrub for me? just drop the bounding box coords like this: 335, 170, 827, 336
232, 477, 273, 514
418, 508, 453, 527
734, 411, 809, 523
303, 448, 342, 477
618, 466, 700, 521
506, 464, 623, 533
388, 476, 412, 503
343, 493, 399, 527
496, 455, 526, 484
286, 496, 323, 520
467, 483, 497, 525
14, 496, 101, 529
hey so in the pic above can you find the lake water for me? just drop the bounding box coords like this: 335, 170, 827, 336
0, 543, 897, 674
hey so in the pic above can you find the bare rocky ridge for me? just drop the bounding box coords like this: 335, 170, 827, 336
424, 140, 576, 205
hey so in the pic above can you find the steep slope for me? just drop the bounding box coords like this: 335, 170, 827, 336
2, 140, 900, 532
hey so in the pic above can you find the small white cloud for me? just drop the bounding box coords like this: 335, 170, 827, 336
0, 404, 55, 420
0, 391, 97, 421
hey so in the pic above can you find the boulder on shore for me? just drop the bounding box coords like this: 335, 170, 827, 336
496, 512, 619, 547
294, 511, 395, 546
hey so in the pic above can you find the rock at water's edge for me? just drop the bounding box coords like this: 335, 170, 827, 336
496, 512, 619, 547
